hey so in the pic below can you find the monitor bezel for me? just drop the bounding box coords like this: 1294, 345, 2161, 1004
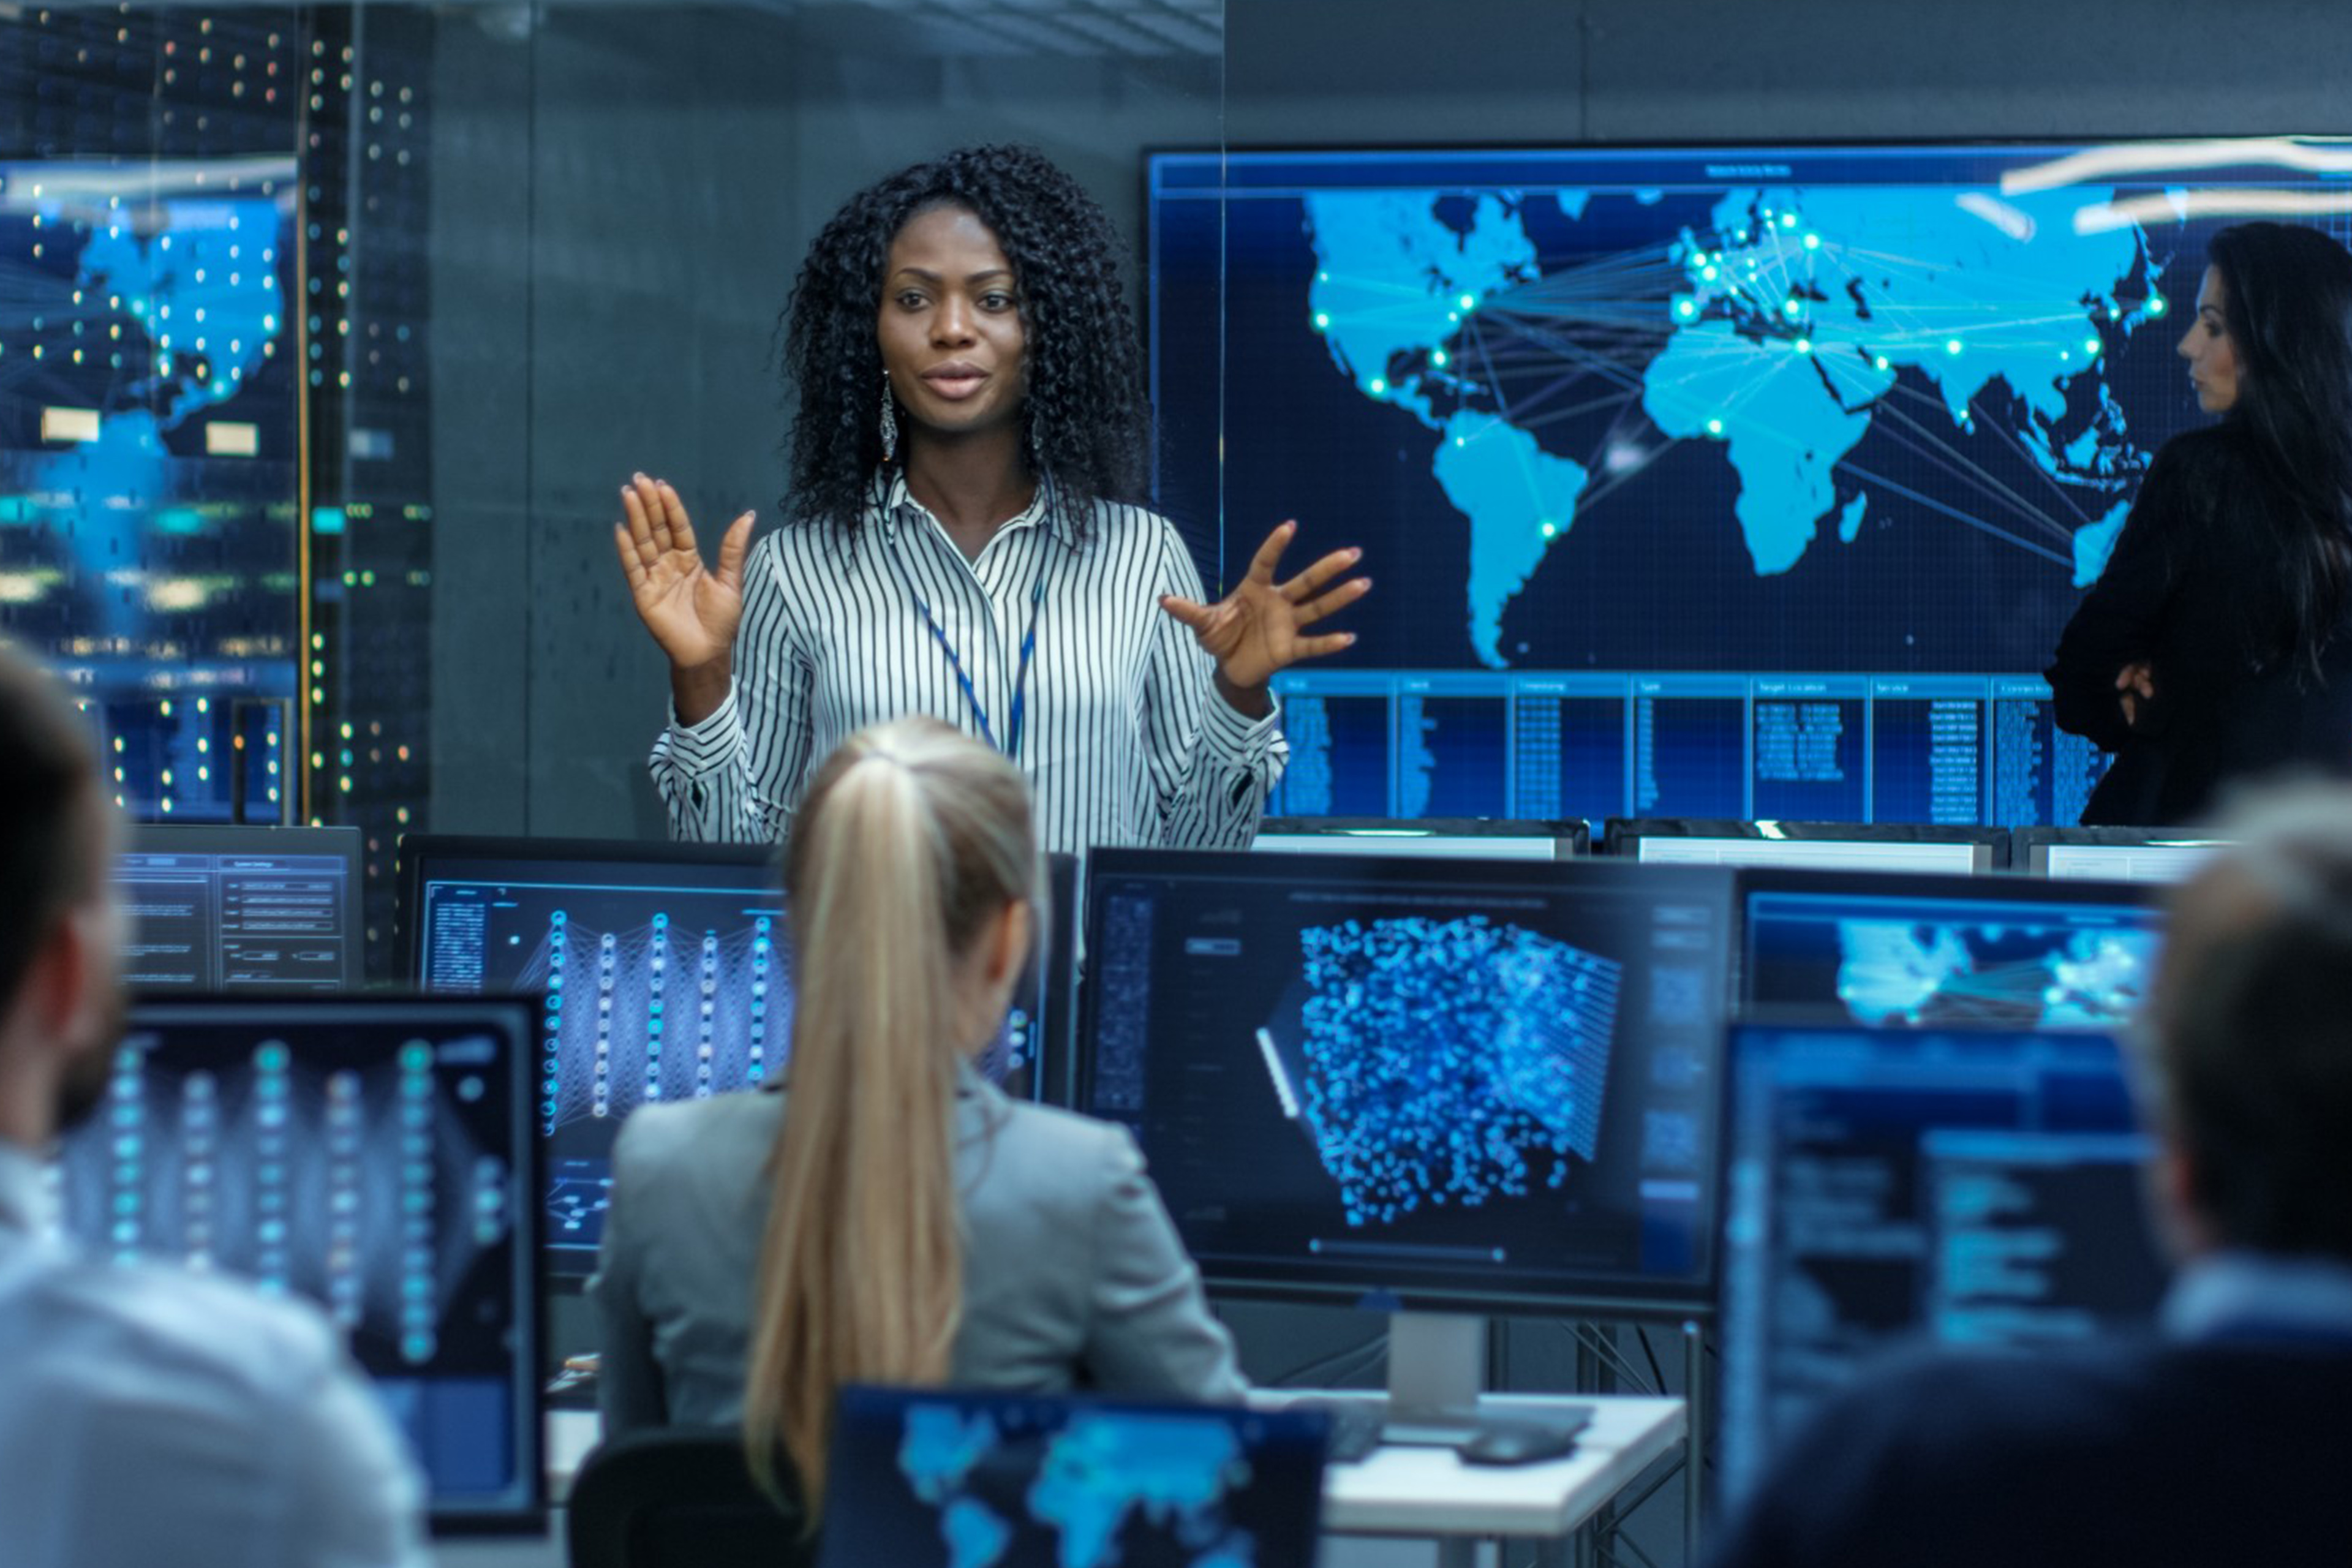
1731, 864, 2164, 1014
110, 993, 548, 1536
393, 834, 780, 988
1257, 816, 1589, 858
396, 834, 1077, 1108
121, 823, 365, 992
2013, 825, 2231, 878
1031, 850, 1083, 1109
1711, 1011, 2151, 1496
1076, 845, 1738, 1320
820, 1383, 1331, 1568
1606, 818, 2010, 872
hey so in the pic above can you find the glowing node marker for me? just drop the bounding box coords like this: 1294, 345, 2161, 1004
1706, 417, 1725, 436
1368, 377, 1387, 397
1458, 292, 1477, 311
1874, 355, 1891, 371
2084, 337, 2102, 355
1540, 519, 1558, 539
1946, 339, 1964, 355
1804, 233, 1822, 250
1313, 312, 1330, 331
1430, 349, 1449, 368
2148, 296, 2169, 317
1795, 338, 1813, 354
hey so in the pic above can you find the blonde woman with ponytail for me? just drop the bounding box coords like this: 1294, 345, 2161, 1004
589, 717, 1242, 1499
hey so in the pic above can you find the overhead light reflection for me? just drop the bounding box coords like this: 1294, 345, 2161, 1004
2003, 137, 2352, 195
2074, 187, 2352, 235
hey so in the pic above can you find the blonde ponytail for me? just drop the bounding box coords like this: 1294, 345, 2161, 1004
742, 717, 1039, 1506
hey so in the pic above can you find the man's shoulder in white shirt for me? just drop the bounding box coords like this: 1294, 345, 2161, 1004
0, 1235, 430, 1567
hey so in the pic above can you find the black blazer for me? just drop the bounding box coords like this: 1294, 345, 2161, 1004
1706, 1339, 2352, 1568
2046, 423, 2352, 824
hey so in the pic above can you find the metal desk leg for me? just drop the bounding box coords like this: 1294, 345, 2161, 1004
1684, 1320, 1706, 1564
1437, 1537, 1480, 1568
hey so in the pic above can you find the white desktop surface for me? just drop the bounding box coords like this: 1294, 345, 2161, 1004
1257, 1392, 1685, 1539
548, 1393, 1683, 1541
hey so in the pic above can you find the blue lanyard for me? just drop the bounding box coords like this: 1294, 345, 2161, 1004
888, 532, 1047, 761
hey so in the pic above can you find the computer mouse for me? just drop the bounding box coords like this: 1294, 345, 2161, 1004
1457, 1418, 1585, 1466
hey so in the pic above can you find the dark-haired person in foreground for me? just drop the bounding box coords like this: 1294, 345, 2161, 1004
1706, 785, 2352, 1568
612, 144, 1368, 854
2049, 222, 2352, 823
0, 641, 428, 1567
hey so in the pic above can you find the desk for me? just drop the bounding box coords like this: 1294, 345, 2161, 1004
1262, 1392, 1686, 1567
550, 1394, 1683, 1567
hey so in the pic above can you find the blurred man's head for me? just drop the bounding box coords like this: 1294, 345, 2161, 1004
0, 640, 122, 1148
2144, 785, 2352, 1262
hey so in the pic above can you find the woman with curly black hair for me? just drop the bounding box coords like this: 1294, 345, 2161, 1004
613, 145, 1366, 852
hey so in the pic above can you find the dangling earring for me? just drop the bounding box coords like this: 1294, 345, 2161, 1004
879, 374, 900, 464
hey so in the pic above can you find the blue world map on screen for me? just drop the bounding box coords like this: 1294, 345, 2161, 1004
897, 1403, 1260, 1568
1300, 180, 2155, 669
1143, 145, 2293, 685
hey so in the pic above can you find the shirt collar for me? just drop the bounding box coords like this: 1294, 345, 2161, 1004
0, 1139, 50, 1235
874, 469, 1077, 550
2163, 1250, 2352, 1346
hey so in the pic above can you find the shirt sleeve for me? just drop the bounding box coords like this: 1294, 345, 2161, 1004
2047, 443, 2193, 750
1142, 524, 1288, 849
272, 1327, 434, 1568
1078, 1124, 1248, 1402
649, 532, 816, 845
588, 1119, 671, 1438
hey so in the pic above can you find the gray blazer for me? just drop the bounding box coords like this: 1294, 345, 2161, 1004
589, 1071, 1245, 1436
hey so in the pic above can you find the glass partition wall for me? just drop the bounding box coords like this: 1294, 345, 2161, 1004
1, 2, 1224, 976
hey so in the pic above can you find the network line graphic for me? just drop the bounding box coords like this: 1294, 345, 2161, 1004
1258, 914, 1621, 1226
1299, 181, 2166, 669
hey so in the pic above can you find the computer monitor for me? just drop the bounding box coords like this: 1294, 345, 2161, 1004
1738, 867, 2163, 1029
48, 997, 544, 1532
1254, 817, 1587, 859
1077, 848, 1736, 1426
116, 824, 363, 991
1717, 1019, 2167, 1499
1607, 820, 2007, 873
396, 836, 1077, 1275
2015, 826, 2228, 883
817, 1386, 1330, 1568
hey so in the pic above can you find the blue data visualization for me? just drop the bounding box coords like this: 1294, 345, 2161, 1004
0, 157, 304, 821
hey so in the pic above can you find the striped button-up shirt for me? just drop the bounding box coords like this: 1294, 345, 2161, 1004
650, 473, 1286, 853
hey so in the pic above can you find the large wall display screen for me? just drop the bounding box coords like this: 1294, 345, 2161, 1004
1150, 139, 2352, 825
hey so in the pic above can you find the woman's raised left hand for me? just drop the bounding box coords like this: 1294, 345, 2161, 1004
1157, 521, 1371, 707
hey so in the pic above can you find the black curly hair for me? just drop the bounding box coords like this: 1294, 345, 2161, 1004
780, 145, 1152, 543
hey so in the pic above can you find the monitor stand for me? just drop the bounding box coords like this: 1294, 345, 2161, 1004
1384, 1311, 1483, 1432
1376, 1312, 1588, 1449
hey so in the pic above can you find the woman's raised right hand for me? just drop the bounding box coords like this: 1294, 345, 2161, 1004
612, 472, 755, 684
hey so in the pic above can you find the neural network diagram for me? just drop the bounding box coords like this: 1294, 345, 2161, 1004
1261, 914, 1623, 1226
51, 1033, 514, 1371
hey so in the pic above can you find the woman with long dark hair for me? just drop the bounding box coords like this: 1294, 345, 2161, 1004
612, 145, 1366, 853
2049, 221, 2352, 824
